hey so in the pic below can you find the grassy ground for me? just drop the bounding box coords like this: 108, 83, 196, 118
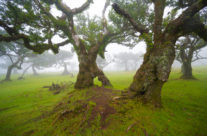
0, 67, 207, 136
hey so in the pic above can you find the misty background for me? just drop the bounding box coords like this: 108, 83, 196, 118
0, 0, 206, 75
0, 42, 206, 75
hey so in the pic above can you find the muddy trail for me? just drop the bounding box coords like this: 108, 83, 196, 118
50, 87, 122, 131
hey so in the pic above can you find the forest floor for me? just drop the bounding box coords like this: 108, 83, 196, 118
0, 67, 207, 136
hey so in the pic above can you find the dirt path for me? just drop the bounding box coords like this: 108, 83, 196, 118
89, 87, 120, 128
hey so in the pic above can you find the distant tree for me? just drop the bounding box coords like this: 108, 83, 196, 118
18, 64, 32, 80
32, 63, 38, 76
54, 50, 74, 76
176, 35, 207, 79
0, 41, 31, 81
18, 52, 57, 79
18, 50, 74, 79
12, 68, 19, 74
114, 52, 143, 71
96, 53, 114, 70
0, 57, 10, 74
27, 52, 58, 76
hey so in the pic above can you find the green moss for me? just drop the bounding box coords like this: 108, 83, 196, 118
0, 68, 207, 136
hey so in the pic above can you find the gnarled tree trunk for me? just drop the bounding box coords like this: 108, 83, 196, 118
92, 62, 112, 86
112, 0, 207, 108
4, 56, 24, 81
180, 61, 194, 79
129, 40, 175, 107
75, 52, 111, 89
179, 42, 195, 79
75, 54, 94, 89
4, 65, 14, 81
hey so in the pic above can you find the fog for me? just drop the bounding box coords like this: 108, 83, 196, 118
0, 42, 206, 75
0, 0, 207, 76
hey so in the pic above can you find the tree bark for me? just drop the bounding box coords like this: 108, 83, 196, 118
75, 53, 111, 89
4, 56, 24, 81
112, 0, 207, 108
75, 54, 94, 89
4, 65, 14, 81
129, 41, 175, 107
179, 40, 195, 79
180, 61, 194, 79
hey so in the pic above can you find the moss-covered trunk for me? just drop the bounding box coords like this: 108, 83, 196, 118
75, 53, 112, 89
129, 43, 175, 107
181, 61, 193, 79
180, 45, 194, 79
75, 54, 94, 89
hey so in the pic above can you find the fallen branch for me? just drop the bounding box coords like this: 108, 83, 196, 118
43, 81, 74, 94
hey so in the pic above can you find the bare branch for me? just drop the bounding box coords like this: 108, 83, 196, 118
71, 0, 93, 14
112, 3, 149, 35
55, 0, 93, 17
153, 0, 165, 42
6, 54, 14, 64
102, 0, 110, 35
102, 0, 110, 18
192, 50, 207, 62
55, 0, 72, 17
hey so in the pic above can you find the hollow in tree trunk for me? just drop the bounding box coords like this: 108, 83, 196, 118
75, 54, 112, 89
92, 62, 112, 86
128, 44, 175, 107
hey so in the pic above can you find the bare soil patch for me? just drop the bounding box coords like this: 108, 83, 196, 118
89, 87, 119, 129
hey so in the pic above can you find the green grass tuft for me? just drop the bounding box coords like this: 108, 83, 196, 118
0, 68, 207, 136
